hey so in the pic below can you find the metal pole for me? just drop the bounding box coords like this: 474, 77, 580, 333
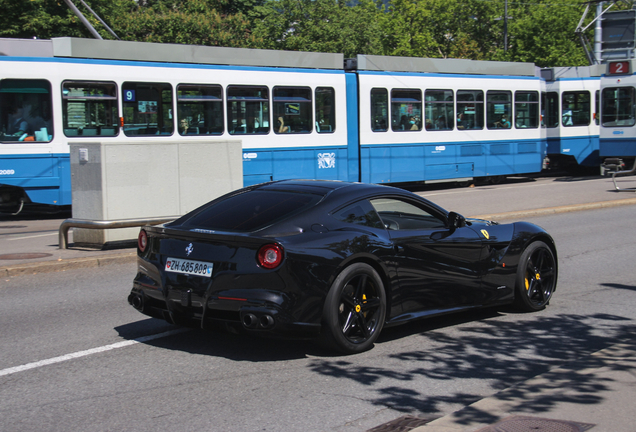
77, 0, 120, 40
594, 2, 603, 64
63, 0, 103, 40
504, 0, 508, 52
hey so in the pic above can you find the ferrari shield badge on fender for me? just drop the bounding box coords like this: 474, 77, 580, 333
481, 229, 490, 240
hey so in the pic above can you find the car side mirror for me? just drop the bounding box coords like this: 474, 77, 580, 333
448, 211, 466, 230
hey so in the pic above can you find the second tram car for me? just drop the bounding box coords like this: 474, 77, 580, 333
600, 59, 636, 173
542, 66, 602, 170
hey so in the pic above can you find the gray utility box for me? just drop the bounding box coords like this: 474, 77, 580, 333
70, 140, 243, 248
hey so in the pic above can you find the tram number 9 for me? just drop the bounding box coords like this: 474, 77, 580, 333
609, 61, 630, 75
124, 90, 136, 102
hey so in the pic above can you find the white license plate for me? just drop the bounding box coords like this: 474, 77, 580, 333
165, 257, 213, 277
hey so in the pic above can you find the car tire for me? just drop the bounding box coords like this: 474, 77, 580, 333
514, 241, 557, 312
321, 263, 386, 354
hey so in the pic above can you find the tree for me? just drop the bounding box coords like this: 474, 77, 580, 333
252, 0, 383, 57
0, 0, 128, 40
491, 0, 589, 67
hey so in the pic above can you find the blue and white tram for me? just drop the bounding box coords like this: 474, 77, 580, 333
542, 66, 602, 170
1, 37, 552, 212
355, 55, 546, 184
599, 60, 636, 173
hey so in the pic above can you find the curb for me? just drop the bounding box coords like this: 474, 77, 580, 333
0, 252, 137, 277
2, 198, 636, 277
471, 197, 636, 221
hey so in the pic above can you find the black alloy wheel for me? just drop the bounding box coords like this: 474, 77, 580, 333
322, 263, 386, 354
515, 241, 557, 311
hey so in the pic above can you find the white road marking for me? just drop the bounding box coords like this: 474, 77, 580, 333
7, 232, 58, 241
0, 328, 189, 377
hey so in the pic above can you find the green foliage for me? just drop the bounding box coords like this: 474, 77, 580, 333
252, 0, 383, 57
113, 0, 258, 47
0, 0, 127, 39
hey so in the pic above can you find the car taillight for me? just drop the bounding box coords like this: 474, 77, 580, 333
257, 244, 283, 269
138, 229, 148, 253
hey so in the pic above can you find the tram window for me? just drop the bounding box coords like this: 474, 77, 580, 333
425, 90, 454, 131
0, 79, 53, 143
273, 86, 312, 134
514, 91, 539, 128
228, 86, 269, 135
371, 88, 388, 132
316, 87, 335, 133
562, 91, 590, 127
177, 84, 223, 136
456, 90, 484, 130
487, 91, 512, 129
595, 90, 599, 126
62, 81, 118, 137
391, 89, 422, 131
602, 87, 636, 127
122, 82, 173, 136
545, 92, 559, 128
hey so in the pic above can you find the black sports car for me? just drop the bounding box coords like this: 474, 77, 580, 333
129, 180, 557, 354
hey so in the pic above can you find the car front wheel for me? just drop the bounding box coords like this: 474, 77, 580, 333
514, 241, 557, 311
321, 263, 386, 354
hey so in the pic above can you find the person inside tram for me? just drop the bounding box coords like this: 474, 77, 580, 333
179, 118, 189, 135
494, 114, 511, 129
6, 105, 32, 137
457, 112, 466, 129
276, 116, 289, 133
399, 115, 409, 130
409, 116, 419, 130
435, 115, 447, 130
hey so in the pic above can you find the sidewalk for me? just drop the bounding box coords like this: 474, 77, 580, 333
411, 342, 636, 431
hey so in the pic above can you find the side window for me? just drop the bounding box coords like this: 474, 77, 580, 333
177, 84, 223, 136
227, 85, 269, 135
371, 88, 388, 132
62, 81, 118, 137
391, 89, 422, 131
457, 90, 484, 130
545, 91, 559, 128
274, 86, 312, 134
0, 79, 53, 142
425, 89, 454, 131
562, 91, 590, 127
315, 87, 335, 133
602, 86, 636, 127
487, 90, 512, 129
515, 91, 539, 128
332, 201, 384, 229
369, 198, 446, 230
595, 90, 599, 126
122, 82, 173, 136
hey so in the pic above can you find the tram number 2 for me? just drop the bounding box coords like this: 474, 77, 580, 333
609, 61, 630, 75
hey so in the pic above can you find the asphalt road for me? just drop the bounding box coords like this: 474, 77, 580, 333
1, 175, 636, 431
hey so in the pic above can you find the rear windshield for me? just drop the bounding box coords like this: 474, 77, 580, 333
181, 190, 322, 232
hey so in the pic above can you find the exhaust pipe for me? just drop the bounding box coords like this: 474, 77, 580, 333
130, 294, 144, 311
242, 313, 259, 329
259, 314, 275, 329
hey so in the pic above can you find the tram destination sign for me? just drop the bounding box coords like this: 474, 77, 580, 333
608, 61, 631, 75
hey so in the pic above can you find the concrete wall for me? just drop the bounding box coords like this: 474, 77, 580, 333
70, 140, 243, 247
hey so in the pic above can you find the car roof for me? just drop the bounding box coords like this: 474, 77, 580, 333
255, 179, 393, 197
